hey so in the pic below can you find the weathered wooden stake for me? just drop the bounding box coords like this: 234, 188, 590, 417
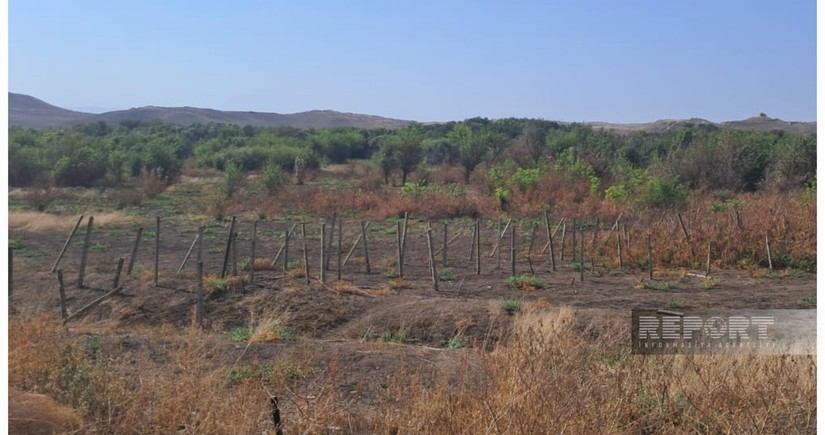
64, 286, 123, 324
197, 225, 204, 266
426, 223, 439, 291
196, 261, 205, 327
154, 216, 160, 286
337, 220, 342, 281
765, 234, 773, 271
677, 212, 696, 259
221, 216, 236, 279
705, 241, 712, 277
468, 222, 477, 262
270, 223, 298, 267
325, 212, 336, 271
548, 230, 556, 272
360, 221, 371, 273
78, 216, 95, 289
52, 215, 84, 273
113, 257, 125, 289
559, 222, 567, 261
571, 219, 577, 263
127, 226, 143, 275
617, 232, 623, 270
344, 222, 370, 265
510, 224, 516, 277
178, 233, 200, 274
320, 223, 326, 284
527, 223, 536, 275
400, 212, 409, 269
56, 270, 68, 320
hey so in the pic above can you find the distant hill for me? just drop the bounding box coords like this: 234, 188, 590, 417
9, 93, 95, 128
8, 93, 817, 134
8, 93, 413, 130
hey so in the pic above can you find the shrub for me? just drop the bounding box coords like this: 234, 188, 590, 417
260, 161, 285, 194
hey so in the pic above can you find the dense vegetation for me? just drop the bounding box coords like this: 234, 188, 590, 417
9, 118, 816, 210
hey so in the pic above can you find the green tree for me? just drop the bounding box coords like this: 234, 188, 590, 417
395, 126, 424, 185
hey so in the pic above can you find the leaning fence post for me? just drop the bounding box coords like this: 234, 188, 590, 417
78, 216, 95, 289
113, 257, 125, 289
52, 215, 84, 273
178, 233, 200, 274
127, 226, 143, 276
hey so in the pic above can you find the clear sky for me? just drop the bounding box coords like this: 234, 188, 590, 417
8, 0, 817, 123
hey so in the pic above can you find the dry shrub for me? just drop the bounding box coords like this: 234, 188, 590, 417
431, 165, 465, 184
140, 171, 168, 199
376, 307, 816, 434
24, 187, 68, 211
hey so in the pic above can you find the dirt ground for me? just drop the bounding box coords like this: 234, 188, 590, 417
8, 216, 817, 423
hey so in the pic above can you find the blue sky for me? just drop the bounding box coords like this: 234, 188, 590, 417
8, 0, 817, 123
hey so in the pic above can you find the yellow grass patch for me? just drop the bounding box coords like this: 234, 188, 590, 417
8, 211, 134, 232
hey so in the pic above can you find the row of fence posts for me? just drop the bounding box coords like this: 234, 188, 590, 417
12, 211, 781, 325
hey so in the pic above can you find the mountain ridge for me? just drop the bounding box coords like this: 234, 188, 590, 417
8, 92, 817, 134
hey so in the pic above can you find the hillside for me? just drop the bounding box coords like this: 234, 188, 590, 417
8, 92, 816, 134
9, 93, 95, 128
8, 93, 412, 130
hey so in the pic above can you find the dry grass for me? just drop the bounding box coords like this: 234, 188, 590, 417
8, 211, 134, 232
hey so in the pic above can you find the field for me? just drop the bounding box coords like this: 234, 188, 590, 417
8, 164, 817, 434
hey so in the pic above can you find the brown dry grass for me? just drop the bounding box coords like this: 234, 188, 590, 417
10, 304, 814, 434
8, 211, 134, 232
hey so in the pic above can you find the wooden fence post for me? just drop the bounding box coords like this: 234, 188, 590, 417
270, 223, 297, 268
527, 223, 536, 274
221, 216, 236, 279
548, 228, 556, 272
197, 225, 204, 266
705, 241, 712, 277
78, 216, 94, 289
344, 222, 369, 265
178, 233, 200, 274
320, 223, 326, 285
580, 227, 585, 283
52, 215, 84, 273
427, 223, 439, 291
468, 221, 477, 262
337, 220, 342, 281
113, 257, 125, 289
9, 248, 13, 300
510, 224, 516, 277
127, 226, 143, 276
360, 221, 371, 273
571, 219, 577, 263
559, 222, 567, 261
617, 232, 623, 270
475, 218, 481, 275
283, 225, 290, 274
302, 223, 310, 285
325, 212, 336, 271
765, 234, 773, 271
